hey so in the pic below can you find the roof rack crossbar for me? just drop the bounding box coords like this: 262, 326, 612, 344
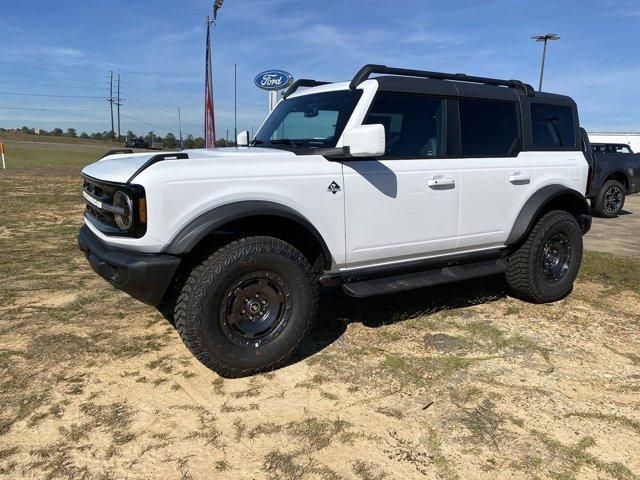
100, 148, 134, 159
283, 79, 331, 99
349, 64, 535, 96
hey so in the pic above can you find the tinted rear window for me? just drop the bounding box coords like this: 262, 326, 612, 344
459, 99, 520, 156
531, 103, 576, 149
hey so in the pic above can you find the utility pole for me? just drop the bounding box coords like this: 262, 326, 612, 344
234, 62, 237, 142
116, 74, 121, 141
532, 33, 560, 92
109, 70, 115, 141
178, 107, 184, 150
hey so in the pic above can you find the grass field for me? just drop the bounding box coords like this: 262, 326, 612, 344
0, 146, 639, 479
0, 132, 135, 169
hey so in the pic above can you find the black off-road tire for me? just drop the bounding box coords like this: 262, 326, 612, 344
592, 179, 625, 218
506, 210, 583, 303
174, 236, 318, 378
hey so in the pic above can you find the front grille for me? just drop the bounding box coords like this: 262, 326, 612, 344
83, 178, 120, 230
81, 176, 146, 238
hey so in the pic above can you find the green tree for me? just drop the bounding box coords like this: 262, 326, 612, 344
51, 128, 64, 136
80, 132, 89, 139
65, 128, 77, 138
163, 133, 178, 149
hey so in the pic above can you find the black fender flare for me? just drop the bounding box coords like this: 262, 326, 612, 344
603, 169, 632, 192
506, 185, 590, 245
164, 200, 333, 267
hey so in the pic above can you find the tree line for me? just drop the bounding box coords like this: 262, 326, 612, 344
0, 126, 236, 148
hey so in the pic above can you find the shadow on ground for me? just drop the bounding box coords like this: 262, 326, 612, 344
292, 275, 508, 366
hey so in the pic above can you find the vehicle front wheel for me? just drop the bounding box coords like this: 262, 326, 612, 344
592, 179, 625, 218
175, 236, 318, 378
506, 210, 583, 303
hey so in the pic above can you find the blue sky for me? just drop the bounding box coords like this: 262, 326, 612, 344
0, 0, 639, 138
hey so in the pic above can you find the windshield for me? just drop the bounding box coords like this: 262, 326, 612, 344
253, 90, 362, 150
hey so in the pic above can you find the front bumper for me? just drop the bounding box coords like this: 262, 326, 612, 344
77, 225, 180, 306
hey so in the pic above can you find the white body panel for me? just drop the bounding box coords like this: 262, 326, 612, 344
343, 158, 460, 267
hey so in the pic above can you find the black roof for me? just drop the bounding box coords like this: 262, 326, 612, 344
284, 64, 576, 106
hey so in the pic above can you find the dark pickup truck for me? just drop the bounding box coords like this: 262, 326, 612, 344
581, 130, 640, 217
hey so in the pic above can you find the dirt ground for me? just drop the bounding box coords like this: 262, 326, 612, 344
585, 193, 640, 259
1, 169, 639, 480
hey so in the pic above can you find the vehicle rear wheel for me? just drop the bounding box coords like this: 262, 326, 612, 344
506, 210, 583, 303
175, 236, 318, 377
593, 179, 625, 218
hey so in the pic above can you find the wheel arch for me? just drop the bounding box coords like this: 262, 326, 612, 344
604, 170, 630, 192
506, 185, 591, 246
164, 200, 334, 270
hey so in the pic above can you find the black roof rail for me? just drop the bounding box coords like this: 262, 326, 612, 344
100, 148, 133, 159
349, 64, 535, 96
283, 79, 331, 99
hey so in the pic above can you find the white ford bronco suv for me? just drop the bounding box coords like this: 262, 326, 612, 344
78, 65, 592, 377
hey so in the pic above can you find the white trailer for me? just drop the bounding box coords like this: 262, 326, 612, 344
588, 132, 640, 153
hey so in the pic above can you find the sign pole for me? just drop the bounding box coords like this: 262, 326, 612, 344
1, 142, 6, 170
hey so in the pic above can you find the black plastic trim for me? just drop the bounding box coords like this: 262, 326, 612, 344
164, 201, 334, 268
320, 248, 507, 287
342, 258, 506, 297
126, 152, 189, 184
77, 226, 180, 306
283, 79, 331, 99
506, 185, 591, 245
100, 149, 134, 159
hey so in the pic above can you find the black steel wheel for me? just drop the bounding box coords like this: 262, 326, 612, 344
541, 233, 572, 283
593, 179, 626, 218
221, 271, 292, 348
175, 237, 318, 378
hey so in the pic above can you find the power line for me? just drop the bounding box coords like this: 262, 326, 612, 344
0, 70, 104, 84
0, 106, 108, 112
0, 90, 106, 99
0, 80, 108, 90
120, 113, 175, 133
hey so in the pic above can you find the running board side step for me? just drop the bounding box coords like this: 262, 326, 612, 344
341, 259, 506, 298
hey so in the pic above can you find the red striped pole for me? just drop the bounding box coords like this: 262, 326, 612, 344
0, 142, 5, 170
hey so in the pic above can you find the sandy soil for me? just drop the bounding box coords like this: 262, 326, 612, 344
1, 171, 638, 480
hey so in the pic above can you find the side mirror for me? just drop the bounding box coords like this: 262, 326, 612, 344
237, 130, 249, 147
342, 124, 385, 157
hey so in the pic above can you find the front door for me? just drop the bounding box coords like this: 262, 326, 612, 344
342, 93, 460, 268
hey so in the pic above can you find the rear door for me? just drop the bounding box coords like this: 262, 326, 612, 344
343, 93, 460, 268
456, 98, 533, 249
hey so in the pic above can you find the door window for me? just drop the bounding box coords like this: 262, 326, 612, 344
459, 99, 520, 156
364, 93, 445, 158
531, 103, 576, 149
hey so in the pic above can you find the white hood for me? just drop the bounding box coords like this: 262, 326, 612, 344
81, 147, 295, 184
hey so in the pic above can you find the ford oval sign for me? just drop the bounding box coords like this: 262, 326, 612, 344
254, 70, 293, 91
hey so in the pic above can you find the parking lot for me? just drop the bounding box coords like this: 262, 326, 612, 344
586, 193, 640, 258
0, 166, 638, 480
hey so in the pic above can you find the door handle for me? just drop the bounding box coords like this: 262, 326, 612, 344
428, 177, 456, 188
508, 172, 531, 184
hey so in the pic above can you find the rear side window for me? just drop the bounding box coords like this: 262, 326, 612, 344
459, 99, 520, 156
364, 93, 445, 158
531, 103, 576, 149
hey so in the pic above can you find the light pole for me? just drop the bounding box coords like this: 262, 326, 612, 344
532, 33, 560, 92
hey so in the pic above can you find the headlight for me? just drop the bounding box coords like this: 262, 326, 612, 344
113, 190, 133, 231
